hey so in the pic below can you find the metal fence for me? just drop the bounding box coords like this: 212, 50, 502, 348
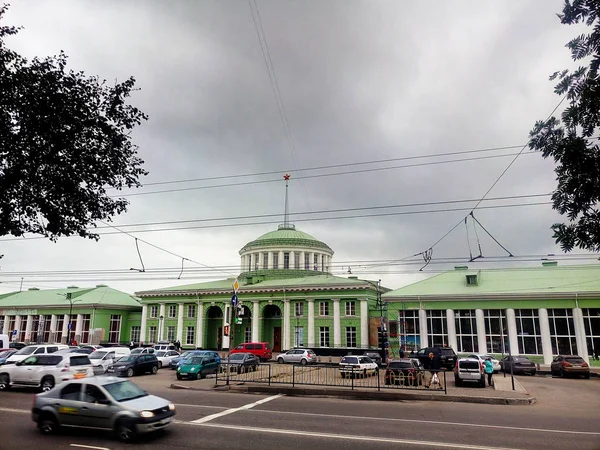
215, 363, 447, 394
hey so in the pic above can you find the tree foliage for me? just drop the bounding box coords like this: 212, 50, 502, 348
529, 0, 600, 252
0, 4, 148, 244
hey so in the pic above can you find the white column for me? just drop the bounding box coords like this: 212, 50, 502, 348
14, 315, 22, 341
2, 317, 9, 335
278, 251, 284, 269
538, 308, 553, 364
252, 301, 260, 342
75, 314, 83, 341
307, 299, 315, 347
419, 309, 428, 348
140, 305, 148, 344
195, 302, 204, 348
61, 314, 69, 343
290, 251, 295, 269
49, 315, 57, 343
333, 299, 341, 347
268, 252, 273, 270
240, 256, 244, 272
222, 304, 230, 349
176, 303, 184, 343
300, 251, 305, 270
158, 304, 166, 341
310, 252, 315, 270
506, 308, 519, 355
360, 299, 369, 347
257, 252, 262, 270
573, 308, 590, 363
283, 300, 291, 350
24, 315, 33, 342
446, 309, 457, 351
475, 309, 487, 354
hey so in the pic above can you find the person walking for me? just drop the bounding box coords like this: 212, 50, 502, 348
484, 357, 494, 387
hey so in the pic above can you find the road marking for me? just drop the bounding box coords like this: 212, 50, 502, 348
174, 403, 229, 410
195, 423, 521, 449
69, 445, 110, 450
191, 394, 283, 424
249, 408, 600, 436
0, 407, 28, 414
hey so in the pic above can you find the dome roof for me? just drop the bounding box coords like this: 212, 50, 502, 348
239, 225, 333, 254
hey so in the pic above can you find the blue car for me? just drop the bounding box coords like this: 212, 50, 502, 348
0, 349, 17, 365
171, 350, 221, 369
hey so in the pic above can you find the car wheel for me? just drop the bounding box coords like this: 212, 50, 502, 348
277, 357, 284, 364
0, 374, 10, 390
176, 374, 182, 380
560, 368, 565, 378
584, 372, 590, 379
38, 414, 58, 435
158, 361, 163, 369
126, 368, 134, 377
300, 358, 307, 366
41, 376, 55, 392
152, 365, 158, 375
115, 419, 137, 442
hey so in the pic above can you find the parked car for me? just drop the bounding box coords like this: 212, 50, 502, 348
0, 349, 17, 365
363, 351, 383, 367
130, 347, 155, 355
339, 355, 378, 378
221, 353, 260, 374
276, 349, 317, 365
31, 377, 176, 442
107, 354, 159, 377
467, 354, 501, 373
9, 342, 27, 350
412, 347, 457, 371
231, 342, 272, 362
550, 355, 590, 379
500, 355, 536, 375
176, 354, 220, 380
0, 353, 94, 392
155, 350, 180, 369
6, 344, 70, 364
454, 357, 485, 387
154, 341, 176, 352
385, 359, 424, 386
89, 350, 119, 374
171, 350, 221, 369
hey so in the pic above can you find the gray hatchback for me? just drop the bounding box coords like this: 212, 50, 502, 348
31, 376, 175, 442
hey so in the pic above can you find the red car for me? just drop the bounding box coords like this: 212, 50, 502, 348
231, 342, 272, 362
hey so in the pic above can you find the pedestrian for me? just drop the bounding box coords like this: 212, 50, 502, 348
426, 352, 442, 389
175, 340, 181, 351
484, 357, 494, 387
400, 347, 405, 359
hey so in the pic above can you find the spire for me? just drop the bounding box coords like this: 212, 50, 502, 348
280, 173, 295, 230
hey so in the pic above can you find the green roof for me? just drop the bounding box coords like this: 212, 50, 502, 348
382, 264, 600, 299
0, 286, 142, 309
239, 225, 333, 253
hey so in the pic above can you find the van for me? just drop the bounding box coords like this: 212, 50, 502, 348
231, 342, 272, 362
5, 344, 69, 364
0, 334, 9, 350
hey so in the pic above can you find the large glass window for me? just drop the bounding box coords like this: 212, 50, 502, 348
400, 310, 420, 352
284, 252, 290, 269
345, 301, 356, 316
150, 306, 158, 318
548, 309, 578, 355
167, 326, 175, 342
483, 309, 508, 353
583, 308, 600, 358
295, 302, 304, 316
186, 327, 195, 346
273, 253, 279, 269
455, 310, 478, 353
55, 316, 63, 343
304, 253, 310, 270
81, 315, 91, 344
109, 315, 121, 344
263, 253, 269, 269
294, 253, 300, 269
168, 305, 176, 318
427, 310, 448, 347
515, 309, 541, 354
148, 326, 157, 343
313, 254, 318, 271
295, 327, 304, 347
41, 315, 52, 343
187, 305, 196, 318
319, 327, 330, 347
130, 326, 140, 343
319, 302, 329, 316
346, 327, 357, 347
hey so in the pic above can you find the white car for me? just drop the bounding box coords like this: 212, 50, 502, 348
467, 354, 501, 373
339, 355, 379, 378
6, 344, 69, 364
88, 349, 118, 373
0, 353, 94, 392
155, 350, 180, 369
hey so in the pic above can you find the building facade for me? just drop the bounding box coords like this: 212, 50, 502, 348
0, 285, 142, 345
382, 262, 600, 364
136, 224, 386, 352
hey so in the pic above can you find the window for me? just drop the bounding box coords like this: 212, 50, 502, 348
483, 309, 508, 353
455, 310, 478, 353
321, 255, 325, 272
248, 254, 252, 272
295, 302, 304, 317
304, 253, 310, 270
60, 383, 82, 401
263, 253, 269, 269
168, 305, 176, 318
70, 355, 91, 366
245, 327, 252, 343
319, 327, 330, 347
314, 254, 318, 271
55, 315, 64, 343
0, 316, 3, 334
109, 315, 121, 344
130, 326, 140, 343
284, 252, 290, 269
583, 308, 600, 359
186, 326, 195, 345
319, 302, 329, 316
346, 326, 357, 347
345, 301, 356, 316
254, 253, 259, 271
167, 326, 175, 342
515, 309, 542, 355
148, 326, 157, 343
548, 309, 577, 355
83, 384, 107, 404
294, 253, 300, 269
294, 327, 304, 347
466, 274, 478, 285
150, 306, 158, 318
41, 315, 51, 343
80, 314, 91, 343
273, 253, 279, 269
187, 305, 196, 318
427, 310, 448, 347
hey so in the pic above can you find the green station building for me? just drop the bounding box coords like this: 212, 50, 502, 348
0, 285, 142, 345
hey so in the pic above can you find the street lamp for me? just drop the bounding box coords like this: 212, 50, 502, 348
64, 293, 81, 345
158, 315, 164, 342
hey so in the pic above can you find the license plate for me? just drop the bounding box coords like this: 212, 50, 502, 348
161, 417, 172, 425
180, 373, 187, 376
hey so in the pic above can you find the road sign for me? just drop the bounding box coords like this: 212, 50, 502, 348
68, 323, 72, 330
231, 294, 238, 307
12, 329, 17, 336
233, 279, 239, 293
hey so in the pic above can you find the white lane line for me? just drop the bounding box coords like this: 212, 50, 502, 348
191, 394, 283, 424
248, 408, 600, 436
0, 407, 29, 414
174, 403, 229, 410
69, 445, 110, 450
195, 423, 521, 450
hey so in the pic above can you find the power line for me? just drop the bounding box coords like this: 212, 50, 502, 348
115, 150, 538, 198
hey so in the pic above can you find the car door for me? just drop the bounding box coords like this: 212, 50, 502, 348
55, 382, 85, 427
12, 355, 38, 383
78, 383, 118, 429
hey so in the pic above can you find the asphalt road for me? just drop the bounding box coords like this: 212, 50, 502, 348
0, 370, 598, 450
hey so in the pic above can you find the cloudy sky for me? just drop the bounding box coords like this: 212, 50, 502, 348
0, 0, 594, 296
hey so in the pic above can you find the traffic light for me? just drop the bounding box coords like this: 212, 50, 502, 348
224, 325, 230, 336
378, 328, 388, 348
235, 317, 243, 325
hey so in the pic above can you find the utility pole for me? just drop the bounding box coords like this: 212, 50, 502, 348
67, 293, 73, 345
227, 279, 240, 386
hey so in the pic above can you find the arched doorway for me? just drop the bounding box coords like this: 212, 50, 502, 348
232, 305, 252, 347
206, 305, 223, 350
263, 304, 282, 352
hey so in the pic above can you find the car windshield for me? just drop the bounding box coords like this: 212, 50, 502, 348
564, 357, 585, 363
15, 346, 36, 355
341, 357, 358, 364
0, 350, 13, 358
89, 351, 108, 360
440, 349, 455, 356
229, 354, 245, 361
187, 357, 204, 365
389, 361, 412, 369
104, 380, 148, 402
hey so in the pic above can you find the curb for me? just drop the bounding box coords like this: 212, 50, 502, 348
169, 383, 535, 405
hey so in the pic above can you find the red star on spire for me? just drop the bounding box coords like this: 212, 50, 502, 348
283, 173, 290, 181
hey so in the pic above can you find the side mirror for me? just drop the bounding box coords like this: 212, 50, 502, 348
97, 399, 111, 405
15, 361, 22, 366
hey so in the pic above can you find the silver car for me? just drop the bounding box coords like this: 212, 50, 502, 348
31, 376, 176, 442
276, 349, 318, 365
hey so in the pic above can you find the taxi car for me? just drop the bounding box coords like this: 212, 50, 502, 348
31, 376, 176, 442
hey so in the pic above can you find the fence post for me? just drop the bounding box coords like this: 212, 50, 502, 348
351, 367, 354, 390
268, 364, 271, 387
444, 370, 447, 395
377, 367, 381, 391
215, 364, 219, 386
292, 364, 295, 388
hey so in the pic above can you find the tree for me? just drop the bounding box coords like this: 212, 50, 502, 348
529, 1, 600, 252
0, 4, 148, 244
